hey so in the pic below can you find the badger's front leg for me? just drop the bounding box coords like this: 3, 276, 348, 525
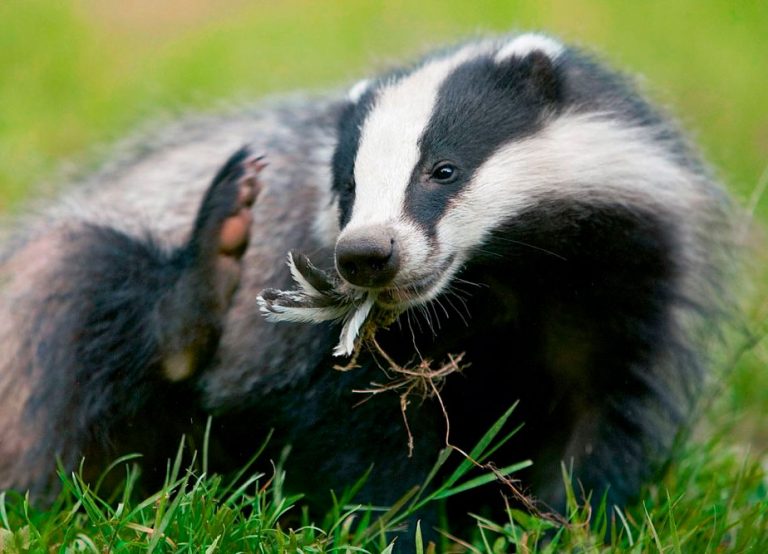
156, 148, 264, 381
0, 148, 263, 495
71, 147, 263, 389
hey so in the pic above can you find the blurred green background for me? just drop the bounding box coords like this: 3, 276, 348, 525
0, 0, 766, 440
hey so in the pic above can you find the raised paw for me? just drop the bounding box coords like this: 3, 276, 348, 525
218, 154, 265, 257
186, 147, 267, 314
187, 148, 266, 302
160, 148, 266, 381
192, 147, 265, 260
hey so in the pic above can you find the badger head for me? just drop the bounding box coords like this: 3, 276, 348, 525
261, 33, 709, 357
331, 34, 567, 310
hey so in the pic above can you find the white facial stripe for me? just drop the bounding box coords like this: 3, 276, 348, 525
495, 33, 563, 62
347, 42, 493, 231
391, 218, 431, 280
437, 112, 701, 255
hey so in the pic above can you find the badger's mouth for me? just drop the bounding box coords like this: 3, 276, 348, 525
375, 253, 457, 309
259, 250, 460, 357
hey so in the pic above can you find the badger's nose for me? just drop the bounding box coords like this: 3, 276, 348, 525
335, 227, 400, 288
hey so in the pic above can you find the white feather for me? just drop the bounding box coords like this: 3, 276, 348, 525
333, 294, 376, 357
258, 302, 349, 324
286, 252, 324, 299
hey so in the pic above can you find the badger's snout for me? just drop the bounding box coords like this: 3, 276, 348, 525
335, 226, 400, 288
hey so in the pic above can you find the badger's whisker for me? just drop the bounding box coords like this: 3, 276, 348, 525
433, 299, 447, 330
428, 301, 441, 332
451, 276, 487, 290
418, 303, 437, 335
443, 295, 467, 327
485, 236, 567, 261
444, 289, 472, 326
433, 296, 451, 324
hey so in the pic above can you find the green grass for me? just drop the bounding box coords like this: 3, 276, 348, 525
0, 413, 766, 552
0, 0, 766, 552
0, 408, 533, 552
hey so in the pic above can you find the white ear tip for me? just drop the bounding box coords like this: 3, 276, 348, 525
347, 79, 371, 102
495, 33, 564, 63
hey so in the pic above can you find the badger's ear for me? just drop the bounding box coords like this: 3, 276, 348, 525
346, 79, 371, 103
495, 33, 563, 63
494, 34, 563, 104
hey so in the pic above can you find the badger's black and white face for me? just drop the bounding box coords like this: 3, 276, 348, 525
331, 34, 566, 308
331, 33, 700, 313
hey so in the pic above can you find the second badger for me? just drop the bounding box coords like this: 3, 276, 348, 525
0, 34, 732, 520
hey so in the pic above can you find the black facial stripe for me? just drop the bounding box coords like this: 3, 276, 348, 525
331, 93, 374, 227
403, 50, 564, 234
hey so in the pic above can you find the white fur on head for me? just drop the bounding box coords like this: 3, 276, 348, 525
495, 33, 564, 63
436, 112, 701, 263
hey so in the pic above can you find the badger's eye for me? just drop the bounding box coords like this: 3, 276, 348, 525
430, 162, 458, 184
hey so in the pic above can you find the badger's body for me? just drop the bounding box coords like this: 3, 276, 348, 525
0, 34, 731, 521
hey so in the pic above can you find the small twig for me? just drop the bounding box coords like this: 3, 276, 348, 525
352, 335, 467, 457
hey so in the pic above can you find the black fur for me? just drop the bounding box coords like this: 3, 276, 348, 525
332, 88, 378, 227
444, 198, 692, 508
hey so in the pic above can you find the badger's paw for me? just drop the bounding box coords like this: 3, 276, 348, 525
160, 148, 266, 382
189, 147, 265, 309
217, 155, 263, 257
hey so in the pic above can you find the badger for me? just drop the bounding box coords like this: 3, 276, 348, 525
0, 33, 731, 523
